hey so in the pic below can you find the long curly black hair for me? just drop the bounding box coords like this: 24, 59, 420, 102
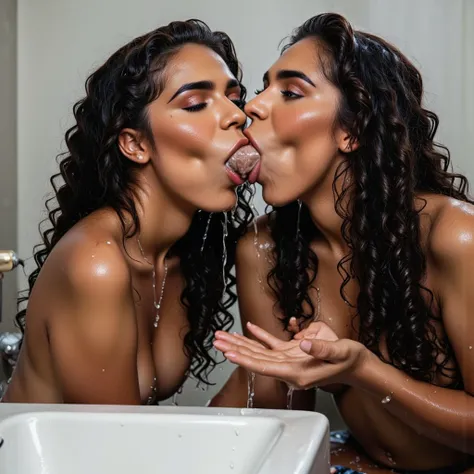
17, 19, 255, 385
268, 13, 469, 388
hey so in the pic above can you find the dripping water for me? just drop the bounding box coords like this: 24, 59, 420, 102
287, 386, 294, 410
296, 200, 302, 238
246, 371, 256, 408
200, 212, 213, 252
222, 213, 229, 299
172, 384, 184, 406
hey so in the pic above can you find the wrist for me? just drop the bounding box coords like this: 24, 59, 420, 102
346, 344, 376, 387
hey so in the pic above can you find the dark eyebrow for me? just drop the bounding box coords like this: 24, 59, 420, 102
168, 78, 240, 103
262, 69, 316, 87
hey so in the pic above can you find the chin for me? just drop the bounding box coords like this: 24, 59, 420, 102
262, 185, 294, 208
199, 188, 237, 213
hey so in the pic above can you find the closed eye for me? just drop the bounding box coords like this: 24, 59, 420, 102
281, 90, 303, 100
183, 103, 207, 112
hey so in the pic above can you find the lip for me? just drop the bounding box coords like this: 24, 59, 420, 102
248, 159, 261, 184
243, 129, 262, 155
225, 165, 245, 186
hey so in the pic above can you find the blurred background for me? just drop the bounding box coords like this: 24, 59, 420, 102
1, 0, 473, 420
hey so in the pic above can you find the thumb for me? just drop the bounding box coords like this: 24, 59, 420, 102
300, 339, 343, 361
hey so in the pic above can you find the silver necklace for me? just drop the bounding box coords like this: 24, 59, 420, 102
137, 237, 168, 328
137, 237, 168, 405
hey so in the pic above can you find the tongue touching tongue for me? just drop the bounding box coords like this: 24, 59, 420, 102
226, 145, 260, 178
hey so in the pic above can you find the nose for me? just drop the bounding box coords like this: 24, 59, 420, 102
244, 95, 268, 121
222, 100, 247, 130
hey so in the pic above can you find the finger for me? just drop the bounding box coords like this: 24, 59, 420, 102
299, 339, 347, 362
296, 321, 339, 341
215, 332, 268, 354
287, 317, 300, 334
223, 350, 292, 379
246, 322, 285, 349
232, 332, 268, 350
293, 328, 308, 340
213, 340, 276, 362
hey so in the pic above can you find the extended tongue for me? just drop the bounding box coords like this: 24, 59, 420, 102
226, 145, 260, 178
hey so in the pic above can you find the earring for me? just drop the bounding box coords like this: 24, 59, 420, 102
137, 154, 143, 160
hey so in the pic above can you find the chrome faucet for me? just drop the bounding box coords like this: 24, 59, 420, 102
0, 251, 23, 396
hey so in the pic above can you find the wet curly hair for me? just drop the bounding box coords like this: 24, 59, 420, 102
268, 13, 469, 388
17, 19, 254, 385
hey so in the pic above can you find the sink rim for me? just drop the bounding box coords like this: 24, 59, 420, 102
0, 404, 330, 474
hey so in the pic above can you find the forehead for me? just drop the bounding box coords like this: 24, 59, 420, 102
163, 43, 236, 90
268, 38, 326, 81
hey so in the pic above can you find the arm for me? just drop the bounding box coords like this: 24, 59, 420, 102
352, 208, 474, 453
47, 240, 141, 404
217, 208, 474, 453
211, 223, 315, 410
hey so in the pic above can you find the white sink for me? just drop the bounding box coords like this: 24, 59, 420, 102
0, 404, 330, 474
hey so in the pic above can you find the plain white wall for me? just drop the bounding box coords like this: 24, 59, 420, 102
17, 0, 473, 410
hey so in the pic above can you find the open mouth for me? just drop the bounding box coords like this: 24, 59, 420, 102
225, 144, 261, 182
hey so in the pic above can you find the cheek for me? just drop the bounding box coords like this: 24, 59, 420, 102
271, 104, 337, 177
273, 102, 334, 146
153, 116, 215, 159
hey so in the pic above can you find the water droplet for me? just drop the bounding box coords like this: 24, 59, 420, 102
287, 386, 295, 410
296, 200, 302, 238
234, 429, 239, 436
247, 372, 256, 408
381, 392, 392, 404
232, 446, 236, 451
469, 346, 472, 350
230, 463, 234, 469
222, 213, 229, 299
102, 368, 106, 372
172, 390, 180, 406
200, 213, 213, 252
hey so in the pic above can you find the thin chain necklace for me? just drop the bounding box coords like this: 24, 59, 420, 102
314, 286, 321, 319
137, 237, 168, 328
137, 236, 168, 405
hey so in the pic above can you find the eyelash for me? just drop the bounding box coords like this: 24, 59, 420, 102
254, 88, 302, 100
281, 90, 302, 99
183, 103, 207, 112
183, 98, 245, 113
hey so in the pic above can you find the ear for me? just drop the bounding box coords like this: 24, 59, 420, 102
118, 128, 152, 164
338, 132, 359, 154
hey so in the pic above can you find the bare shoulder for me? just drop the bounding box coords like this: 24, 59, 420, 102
31, 211, 133, 320
423, 195, 474, 267
52, 227, 129, 293
236, 214, 274, 269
